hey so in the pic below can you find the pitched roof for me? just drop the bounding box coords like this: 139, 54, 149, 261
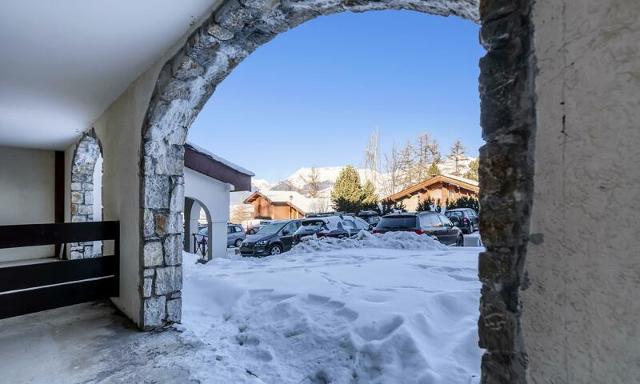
243, 190, 314, 214
184, 143, 254, 192
385, 174, 479, 202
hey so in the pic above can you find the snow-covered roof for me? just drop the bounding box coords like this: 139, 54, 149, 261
385, 174, 479, 201
244, 190, 316, 214
260, 190, 315, 213
186, 142, 254, 176
440, 173, 479, 187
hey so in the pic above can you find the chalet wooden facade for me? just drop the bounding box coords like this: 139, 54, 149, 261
243, 191, 310, 220
385, 174, 479, 211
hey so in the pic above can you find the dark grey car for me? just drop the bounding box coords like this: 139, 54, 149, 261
444, 208, 479, 234
373, 212, 463, 246
240, 220, 301, 256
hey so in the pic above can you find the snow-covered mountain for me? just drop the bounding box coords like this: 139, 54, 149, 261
251, 158, 476, 197
251, 178, 275, 192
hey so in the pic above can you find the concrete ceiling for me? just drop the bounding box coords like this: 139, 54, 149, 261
0, 0, 218, 150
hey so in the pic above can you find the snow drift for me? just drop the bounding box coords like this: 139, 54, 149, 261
181, 242, 482, 383
291, 230, 447, 254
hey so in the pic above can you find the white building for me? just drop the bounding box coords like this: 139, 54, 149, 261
183, 143, 253, 260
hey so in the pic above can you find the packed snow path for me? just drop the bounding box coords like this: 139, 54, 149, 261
0, 234, 482, 384
182, 234, 483, 383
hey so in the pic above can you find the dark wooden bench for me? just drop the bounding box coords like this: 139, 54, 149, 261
0, 221, 119, 319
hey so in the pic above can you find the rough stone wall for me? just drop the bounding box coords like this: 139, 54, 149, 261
70, 129, 102, 259
476, 0, 536, 383
524, 1, 640, 382
139, 0, 479, 330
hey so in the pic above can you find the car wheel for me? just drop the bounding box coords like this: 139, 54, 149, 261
456, 235, 464, 247
269, 244, 282, 255
234, 239, 243, 248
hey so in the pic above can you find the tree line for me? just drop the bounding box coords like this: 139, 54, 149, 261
331, 164, 479, 214
374, 133, 478, 196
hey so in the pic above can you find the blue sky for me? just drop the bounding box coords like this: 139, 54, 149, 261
188, 10, 484, 181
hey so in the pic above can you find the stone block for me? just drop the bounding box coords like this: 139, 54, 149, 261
144, 175, 170, 209
166, 213, 183, 235
143, 268, 155, 278
143, 278, 153, 298
163, 235, 183, 266
155, 266, 182, 295
143, 241, 164, 267
169, 182, 184, 212
143, 296, 166, 328
166, 298, 182, 323
71, 191, 84, 204
143, 209, 155, 238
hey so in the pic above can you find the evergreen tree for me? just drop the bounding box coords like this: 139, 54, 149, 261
463, 158, 479, 181
361, 180, 379, 211
448, 139, 468, 176
416, 197, 435, 212
447, 196, 480, 212
428, 161, 440, 177
380, 198, 406, 215
331, 165, 363, 212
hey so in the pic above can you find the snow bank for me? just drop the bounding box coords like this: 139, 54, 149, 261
291, 230, 447, 254
181, 242, 482, 383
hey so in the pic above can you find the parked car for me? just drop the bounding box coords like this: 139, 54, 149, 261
357, 210, 381, 227
227, 224, 246, 247
444, 208, 479, 234
293, 215, 369, 242
199, 224, 246, 247
240, 220, 301, 256
373, 212, 463, 246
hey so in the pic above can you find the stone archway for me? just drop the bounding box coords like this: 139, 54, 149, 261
139, 0, 535, 382
70, 129, 103, 259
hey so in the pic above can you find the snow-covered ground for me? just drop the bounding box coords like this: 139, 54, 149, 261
0, 233, 482, 384
182, 233, 483, 383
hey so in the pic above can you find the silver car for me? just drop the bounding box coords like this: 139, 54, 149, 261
198, 224, 246, 248
227, 224, 246, 247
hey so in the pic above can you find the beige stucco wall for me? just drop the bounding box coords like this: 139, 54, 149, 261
0, 147, 55, 262
524, 1, 640, 382
79, 3, 221, 326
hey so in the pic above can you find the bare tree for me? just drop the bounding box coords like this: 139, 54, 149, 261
414, 133, 441, 181
397, 140, 417, 189
448, 139, 468, 176
363, 129, 381, 185
382, 145, 401, 196
230, 204, 254, 224
300, 166, 322, 198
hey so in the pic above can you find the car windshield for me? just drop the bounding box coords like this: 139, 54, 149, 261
377, 216, 417, 229
256, 222, 286, 235
445, 211, 463, 217
301, 220, 326, 229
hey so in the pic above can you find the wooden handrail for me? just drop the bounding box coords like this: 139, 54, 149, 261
0, 221, 119, 249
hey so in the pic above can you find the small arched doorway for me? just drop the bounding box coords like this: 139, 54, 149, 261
69, 129, 103, 259
184, 197, 212, 261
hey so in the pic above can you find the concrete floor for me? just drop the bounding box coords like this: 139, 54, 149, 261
0, 301, 210, 384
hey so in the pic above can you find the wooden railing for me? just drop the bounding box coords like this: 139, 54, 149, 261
0, 221, 119, 319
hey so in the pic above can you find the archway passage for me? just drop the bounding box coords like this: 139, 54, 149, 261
139, 0, 535, 383
184, 197, 212, 260
70, 129, 103, 259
